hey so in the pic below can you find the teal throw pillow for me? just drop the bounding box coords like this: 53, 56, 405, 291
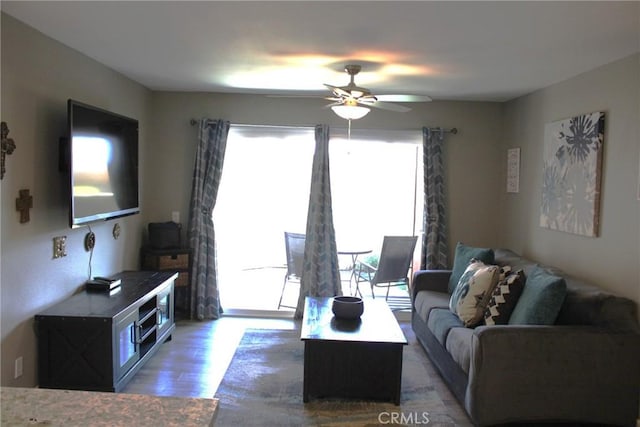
448, 242, 495, 293
508, 265, 567, 325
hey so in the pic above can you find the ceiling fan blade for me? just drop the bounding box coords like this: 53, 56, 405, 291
357, 95, 378, 104
324, 84, 351, 98
375, 94, 432, 102
370, 101, 412, 113
266, 94, 320, 99
323, 102, 343, 109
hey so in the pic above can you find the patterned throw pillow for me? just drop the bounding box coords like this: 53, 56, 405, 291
449, 259, 501, 327
448, 243, 495, 293
484, 269, 526, 325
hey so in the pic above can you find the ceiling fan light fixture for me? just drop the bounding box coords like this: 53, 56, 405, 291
331, 104, 370, 120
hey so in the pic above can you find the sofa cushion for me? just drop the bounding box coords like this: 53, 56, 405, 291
414, 290, 450, 323
449, 242, 495, 293
494, 248, 537, 276
449, 260, 500, 327
484, 269, 526, 325
427, 308, 464, 345
495, 249, 640, 331
509, 265, 567, 325
445, 327, 474, 374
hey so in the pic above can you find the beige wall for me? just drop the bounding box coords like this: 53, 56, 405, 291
500, 53, 640, 306
0, 14, 151, 386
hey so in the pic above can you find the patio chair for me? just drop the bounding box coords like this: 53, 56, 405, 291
354, 235, 417, 300
278, 231, 305, 309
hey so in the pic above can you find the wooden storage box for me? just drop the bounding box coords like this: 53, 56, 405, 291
140, 247, 191, 314
144, 253, 189, 270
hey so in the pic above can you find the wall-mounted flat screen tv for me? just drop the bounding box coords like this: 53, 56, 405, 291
67, 100, 139, 227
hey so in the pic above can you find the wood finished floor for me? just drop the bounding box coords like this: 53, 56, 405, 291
121, 316, 298, 398
121, 315, 471, 424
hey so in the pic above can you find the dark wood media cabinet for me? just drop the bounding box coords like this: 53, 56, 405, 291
35, 271, 176, 392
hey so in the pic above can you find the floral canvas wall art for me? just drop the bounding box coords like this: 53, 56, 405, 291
540, 112, 605, 237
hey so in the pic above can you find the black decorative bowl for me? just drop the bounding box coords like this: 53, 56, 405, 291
331, 296, 364, 320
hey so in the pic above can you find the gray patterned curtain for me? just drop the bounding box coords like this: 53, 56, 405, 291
295, 124, 342, 318
421, 127, 448, 270
187, 118, 230, 320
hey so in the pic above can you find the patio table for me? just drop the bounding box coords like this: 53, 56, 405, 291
338, 248, 372, 296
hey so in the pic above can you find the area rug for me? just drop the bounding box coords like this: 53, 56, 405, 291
213, 327, 467, 426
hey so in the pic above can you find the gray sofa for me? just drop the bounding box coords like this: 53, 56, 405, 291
411, 248, 640, 426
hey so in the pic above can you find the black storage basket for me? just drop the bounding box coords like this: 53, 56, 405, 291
148, 222, 181, 249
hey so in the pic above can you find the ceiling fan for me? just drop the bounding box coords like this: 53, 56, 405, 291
325, 64, 432, 120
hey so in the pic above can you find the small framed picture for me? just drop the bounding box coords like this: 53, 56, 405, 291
507, 147, 520, 193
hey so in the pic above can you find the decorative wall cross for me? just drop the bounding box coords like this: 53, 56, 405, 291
16, 189, 33, 223
1, 122, 16, 180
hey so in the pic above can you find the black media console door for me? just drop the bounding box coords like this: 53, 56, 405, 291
35, 271, 176, 392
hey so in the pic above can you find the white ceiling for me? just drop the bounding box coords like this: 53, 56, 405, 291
3, 1, 639, 102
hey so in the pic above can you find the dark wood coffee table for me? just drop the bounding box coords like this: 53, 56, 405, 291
300, 296, 407, 404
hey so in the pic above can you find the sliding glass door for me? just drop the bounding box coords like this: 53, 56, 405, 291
214, 125, 422, 313
330, 129, 423, 253
214, 126, 314, 312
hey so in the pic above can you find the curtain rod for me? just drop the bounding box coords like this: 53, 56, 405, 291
189, 119, 457, 134
425, 127, 457, 134
189, 120, 315, 130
